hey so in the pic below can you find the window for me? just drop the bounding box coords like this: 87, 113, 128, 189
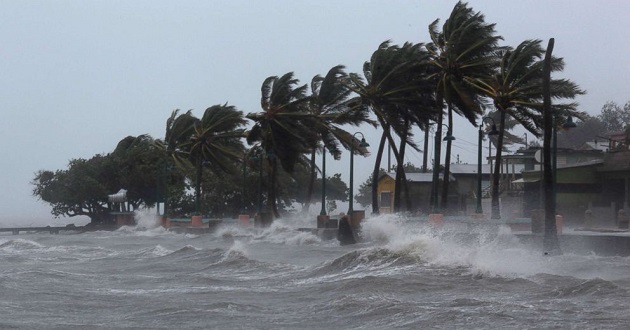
380, 191, 392, 208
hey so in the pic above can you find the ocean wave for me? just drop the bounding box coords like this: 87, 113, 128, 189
251, 221, 322, 246
0, 238, 45, 251
543, 276, 626, 298
311, 246, 423, 278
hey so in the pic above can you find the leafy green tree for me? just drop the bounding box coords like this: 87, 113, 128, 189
111, 135, 168, 209
597, 101, 630, 132
33, 156, 114, 224
556, 115, 608, 149
468, 39, 585, 219
33, 135, 185, 224
427, 1, 502, 210
247, 72, 318, 218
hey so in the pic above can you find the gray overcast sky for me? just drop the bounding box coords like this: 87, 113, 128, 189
1, 1, 629, 225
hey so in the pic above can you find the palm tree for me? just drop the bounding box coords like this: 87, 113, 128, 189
246, 72, 318, 218
467, 39, 585, 219
427, 1, 502, 211
160, 105, 247, 215
346, 41, 437, 214
302, 65, 374, 213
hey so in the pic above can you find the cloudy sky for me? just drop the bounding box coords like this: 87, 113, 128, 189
1, 1, 629, 225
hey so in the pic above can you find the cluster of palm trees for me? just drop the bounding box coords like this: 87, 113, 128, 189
157, 1, 585, 220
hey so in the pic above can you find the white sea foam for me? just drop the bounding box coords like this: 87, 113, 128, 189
252, 220, 322, 246
222, 240, 249, 261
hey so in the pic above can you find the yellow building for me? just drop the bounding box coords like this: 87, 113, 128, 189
377, 172, 444, 214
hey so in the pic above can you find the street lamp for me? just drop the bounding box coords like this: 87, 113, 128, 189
523, 133, 528, 149
241, 154, 248, 214
348, 132, 369, 215
431, 124, 455, 213
320, 145, 327, 216
248, 149, 263, 214
476, 117, 499, 214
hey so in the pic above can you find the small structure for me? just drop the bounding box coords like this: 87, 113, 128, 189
108, 189, 135, 226
377, 172, 454, 214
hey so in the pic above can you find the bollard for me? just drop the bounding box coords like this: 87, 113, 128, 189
428, 214, 444, 228
317, 215, 330, 229
350, 210, 365, 229
238, 214, 251, 227
555, 215, 563, 235
337, 215, 356, 245
191, 215, 204, 227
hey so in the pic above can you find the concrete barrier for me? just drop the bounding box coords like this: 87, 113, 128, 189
191, 215, 204, 227
428, 214, 444, 227
238, 214, 251, 227
317, 215, 330, 228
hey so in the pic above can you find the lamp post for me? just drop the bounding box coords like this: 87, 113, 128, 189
431, 124, 455, 213
523, 133, 528, 149
257, 150, 263, 214
320, 146, 327, 216
476, 117, 499, 214
319, 146, 326, 215
348, 132, 369, 215
241, 154, 247, 214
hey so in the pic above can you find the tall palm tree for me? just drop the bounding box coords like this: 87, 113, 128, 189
427, 1, 502, 211
303, 65, 374, 213
346, 41, 437, 214
467, 39, 585, 219
246, 72, 317, 218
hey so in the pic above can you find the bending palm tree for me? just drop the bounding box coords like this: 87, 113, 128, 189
303, 65, 374, 213
160, 105, 247, 215
467, 39, 585, 219
346, 41, 436, 214
247, 72, 317, 218
427, 1, 502, 211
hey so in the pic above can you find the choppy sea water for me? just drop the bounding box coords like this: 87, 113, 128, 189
2, 214, 630, 330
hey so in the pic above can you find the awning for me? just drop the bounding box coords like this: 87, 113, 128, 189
513, 177, 540, 183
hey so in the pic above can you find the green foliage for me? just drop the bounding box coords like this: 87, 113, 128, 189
556, 116, 608, 149
247, 72, 317, 217
427, 1, 502, 124
32, 136, 187, 224
32, 156, 115, 224
598, 101, 630, 132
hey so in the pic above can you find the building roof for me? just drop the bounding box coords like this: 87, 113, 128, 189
580, 141, 609, 152
449, 163, 525, 175
381, 172, 454, 182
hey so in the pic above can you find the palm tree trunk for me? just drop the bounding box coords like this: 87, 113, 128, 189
422, 121, 430, 173
393, 121, 409, 212
542, 38, 561, 255
371, 130, 388, 215
302, 149, 317, 213
430, 114, 443, 211
491, 110, 506, 219
195, 157, 202, 215
441, 105, 453, 210
270, 159, 280, 218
